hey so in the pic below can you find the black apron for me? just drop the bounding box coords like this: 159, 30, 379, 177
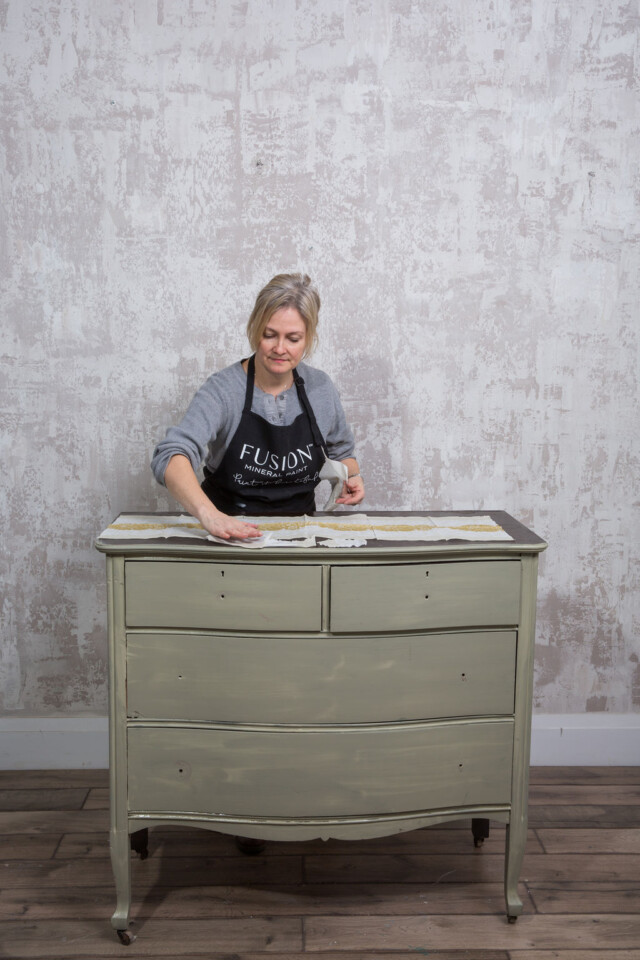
201, 355, 328, 516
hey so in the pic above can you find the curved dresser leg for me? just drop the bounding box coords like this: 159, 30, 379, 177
504, 821, 525, 922
110, 826, 134, 939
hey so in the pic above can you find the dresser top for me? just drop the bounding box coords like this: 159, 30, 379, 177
95, 510, 547, 561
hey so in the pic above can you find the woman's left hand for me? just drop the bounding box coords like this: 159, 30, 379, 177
335, 474, 365, 506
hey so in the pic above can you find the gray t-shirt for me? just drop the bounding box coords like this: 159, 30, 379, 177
151, 360, 355, 485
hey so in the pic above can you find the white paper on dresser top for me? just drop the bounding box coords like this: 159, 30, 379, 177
98, 513, 512, 545
371, 515, 513, 541
96, 514, 303, 547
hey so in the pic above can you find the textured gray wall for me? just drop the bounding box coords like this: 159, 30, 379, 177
1, 0, 638, 718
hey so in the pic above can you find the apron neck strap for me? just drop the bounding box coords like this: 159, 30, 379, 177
243, 355, 256, 413
293, 367, 327, 453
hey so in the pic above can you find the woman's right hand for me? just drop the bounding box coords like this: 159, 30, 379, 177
198, 505, 261, 540
164, 455, 261, 540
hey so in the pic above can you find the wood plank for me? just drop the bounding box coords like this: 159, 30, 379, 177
82, 787, 109, 809
140, 880, 534, 918
0, 809, 108, 834
306, 853, 508, 883
0, 859, 117, 888
0, 769, 108, 789
527, 882, 640, 914
0, 788, 88, 811
529, 783, 640, 804
529, 766, 640, 785
537, 827, 640, 854
54, 833, 110, 858
0, 834, 60, 859
123, 954, 510, 960
512, 955, 640, 960
52, 827, 543, 859
0, 918, 302, 957
511, 954, 640, 960
0, 882, 533, 920
527, 852, 640, 884
527, 804, 640, 827
238, 955, 509, 960
135, 955, 508, 960
0, 886, 113, 920
305, 852, 640, 884
0, 855, 303, 888
304, 914, 640, 951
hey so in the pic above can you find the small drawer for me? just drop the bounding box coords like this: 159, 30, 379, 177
127, 720, 514, 818
125, 561, 322, 631
330, 560, 521, 632
126, 630, 516, 723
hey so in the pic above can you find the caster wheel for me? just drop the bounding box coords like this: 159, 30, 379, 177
471, 818, 490, 847
508, 915, 518, 924
130, 828, 149, 860
117, 929, 136, 945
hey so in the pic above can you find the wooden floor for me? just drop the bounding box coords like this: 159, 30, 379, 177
0, 767, 639, 959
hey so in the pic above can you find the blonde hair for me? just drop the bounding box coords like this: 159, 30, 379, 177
246, 273, 320, 359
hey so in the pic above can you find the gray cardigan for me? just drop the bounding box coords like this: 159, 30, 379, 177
151, 360, 355, 485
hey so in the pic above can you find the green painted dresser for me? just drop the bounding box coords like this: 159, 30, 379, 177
96, 510, 546, 941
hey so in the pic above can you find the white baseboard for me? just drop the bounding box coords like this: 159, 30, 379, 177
0, 717, 109, 770
0, 714, 638, 770
529, 713, 640, 766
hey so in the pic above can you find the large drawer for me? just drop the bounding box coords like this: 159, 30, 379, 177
126, 630, 516, 723
127, 720, 514, 818
124, 560, 322, 631
330, 560, 521, 632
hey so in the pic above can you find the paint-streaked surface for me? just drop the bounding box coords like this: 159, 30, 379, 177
1, 1, 638, 717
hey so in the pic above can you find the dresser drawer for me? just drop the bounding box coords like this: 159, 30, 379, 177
330, 560, 521, 632
124, 561, 322, 631
126, 630, 516, 723
127, 720, 514, 818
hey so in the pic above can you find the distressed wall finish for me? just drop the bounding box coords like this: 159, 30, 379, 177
1, 1, 638, 718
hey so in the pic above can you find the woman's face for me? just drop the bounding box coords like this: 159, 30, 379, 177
255, 306, 307, 379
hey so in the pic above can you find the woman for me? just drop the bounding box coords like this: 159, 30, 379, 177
151, 273, 364, 539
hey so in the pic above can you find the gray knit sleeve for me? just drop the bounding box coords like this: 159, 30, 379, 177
150, 375, 229, 485
324, 392, 355, 461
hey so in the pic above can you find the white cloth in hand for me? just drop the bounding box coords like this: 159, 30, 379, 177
319, 456, 349, 511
